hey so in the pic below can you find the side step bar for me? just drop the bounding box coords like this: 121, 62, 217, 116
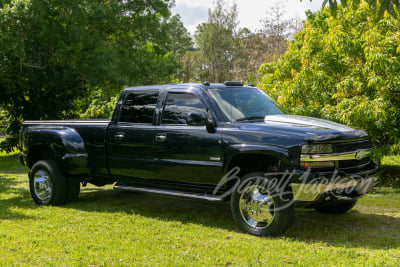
113, 184, 225, 202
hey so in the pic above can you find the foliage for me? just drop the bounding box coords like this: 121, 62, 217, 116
0, 109, 6, 128
1, 149, 400, 265
78, 91, 118, 120
259, 2, 400, 147
0, 0, 177, 151
306, 0, 400, 18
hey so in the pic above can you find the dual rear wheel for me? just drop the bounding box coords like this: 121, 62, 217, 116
29, 160, 80, 206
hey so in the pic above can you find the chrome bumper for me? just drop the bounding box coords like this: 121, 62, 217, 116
291, 162, 378, 202
292, 177, 375, 202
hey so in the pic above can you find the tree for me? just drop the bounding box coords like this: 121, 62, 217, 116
233, 1, 302, 83
233, 28, 265, 83
261, 1, 292, 60
259, 2, 400, 147
194, 0, 239, 82
181, 50, 208, 82
0, 0, 177, 151
167, 15, 194, 81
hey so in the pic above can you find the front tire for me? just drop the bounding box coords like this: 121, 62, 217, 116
29, 160, 68, 205
230, 172, 294, 236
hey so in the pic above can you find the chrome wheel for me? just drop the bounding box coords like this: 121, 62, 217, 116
239, 185, 275, 229
33, 169, 52, 202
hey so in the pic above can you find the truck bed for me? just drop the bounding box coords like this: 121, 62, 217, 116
22, 119, 111, 176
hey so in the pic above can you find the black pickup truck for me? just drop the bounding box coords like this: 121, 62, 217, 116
19, 81, 378, 236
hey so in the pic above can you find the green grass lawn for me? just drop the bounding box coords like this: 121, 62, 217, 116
381, 155, 400, 177
1, 149, 400, 265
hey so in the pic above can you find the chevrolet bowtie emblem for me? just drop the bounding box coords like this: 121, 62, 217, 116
355, 149, 369, 160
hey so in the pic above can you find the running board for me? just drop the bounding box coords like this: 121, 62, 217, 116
113, 184, 225, 202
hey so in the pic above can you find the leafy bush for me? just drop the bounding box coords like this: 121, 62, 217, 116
0, 109, 6, 133
258, 2, 400, 148
79, 91, 118, 119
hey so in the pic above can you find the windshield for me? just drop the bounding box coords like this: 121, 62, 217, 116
207, 87, 283, 122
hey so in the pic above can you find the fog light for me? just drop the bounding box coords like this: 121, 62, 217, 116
301, 161, 335, 169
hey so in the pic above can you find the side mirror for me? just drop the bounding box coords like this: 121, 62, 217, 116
187, 112, 207, 126
206, 110, 216, 133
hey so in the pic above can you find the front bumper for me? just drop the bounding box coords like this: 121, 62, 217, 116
291, 162, 379, 202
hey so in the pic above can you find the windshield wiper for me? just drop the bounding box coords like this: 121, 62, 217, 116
236, 116, 265, 122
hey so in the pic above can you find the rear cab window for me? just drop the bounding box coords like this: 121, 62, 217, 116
119, 90, 160, 124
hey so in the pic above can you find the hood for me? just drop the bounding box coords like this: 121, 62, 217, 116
238, 115, 367, 141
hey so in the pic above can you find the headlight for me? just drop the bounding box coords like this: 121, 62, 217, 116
301, 144, 333, 154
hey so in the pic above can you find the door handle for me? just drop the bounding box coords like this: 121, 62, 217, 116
155, 134, 167, 142
114, 132, 125, 140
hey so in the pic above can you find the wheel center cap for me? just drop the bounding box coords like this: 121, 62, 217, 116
249, 200, 261, 212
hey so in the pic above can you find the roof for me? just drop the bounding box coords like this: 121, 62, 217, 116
123, 81, 257, 92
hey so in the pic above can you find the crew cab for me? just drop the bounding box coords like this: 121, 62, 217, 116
19, 82, 378, 236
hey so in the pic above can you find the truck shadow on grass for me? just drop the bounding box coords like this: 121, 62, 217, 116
71, 186, 400, 250
289, 209, 400, 250
1, 173, 399, 250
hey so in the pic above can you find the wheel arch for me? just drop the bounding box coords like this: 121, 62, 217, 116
26, 145, 55, 169
223, 144, 294, 176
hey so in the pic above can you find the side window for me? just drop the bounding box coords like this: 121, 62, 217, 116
119, 91, 159, 123
162, 93, 206, 125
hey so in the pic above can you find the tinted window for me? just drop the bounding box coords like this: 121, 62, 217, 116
162, 93, 206, 125
119, 91, 159, 123
207, 87, 282, 122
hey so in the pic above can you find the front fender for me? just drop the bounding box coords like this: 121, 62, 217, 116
223, 144, 295, 173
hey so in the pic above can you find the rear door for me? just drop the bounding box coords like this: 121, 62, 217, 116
107, 89, 160, 180
154, 89, 223, 184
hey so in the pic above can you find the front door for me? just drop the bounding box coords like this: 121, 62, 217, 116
155, 91, 223, 184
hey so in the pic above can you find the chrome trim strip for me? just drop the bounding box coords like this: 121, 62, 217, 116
24, 120, 110, 126
158, 158, 222, 167
113, 185, 224, 201
62, 153, 88, 160
300, 149, 371, 162
339, 161, 371, 171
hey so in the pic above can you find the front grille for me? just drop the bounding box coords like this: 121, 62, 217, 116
302, 139, 374, 173
334, 139, 373, 172
334, 140, 372, 153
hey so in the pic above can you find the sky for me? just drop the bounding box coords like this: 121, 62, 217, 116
171, 0, 325, 35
